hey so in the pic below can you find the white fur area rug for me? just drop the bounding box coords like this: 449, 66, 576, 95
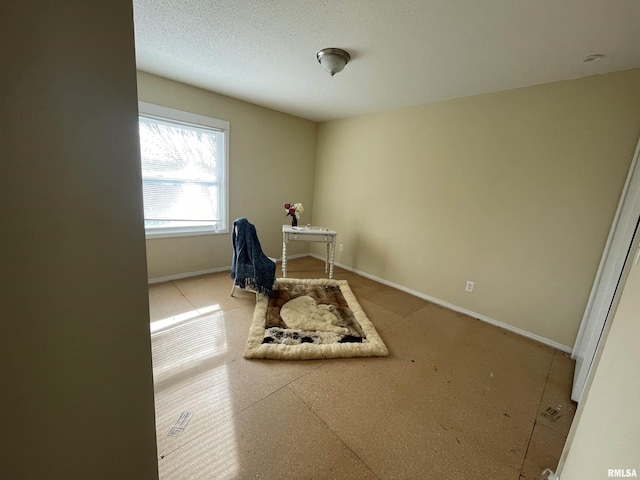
244, 278, 389, 360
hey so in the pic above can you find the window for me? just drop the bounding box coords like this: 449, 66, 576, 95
138, 102, 229, 237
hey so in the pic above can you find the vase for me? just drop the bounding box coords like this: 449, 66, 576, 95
291, 216, 298, 227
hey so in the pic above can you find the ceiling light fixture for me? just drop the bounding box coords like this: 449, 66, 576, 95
316, 48, 350, 77
583, 53, 604, 63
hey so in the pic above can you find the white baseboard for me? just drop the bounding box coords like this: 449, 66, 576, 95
310, 253, 573, 354
148, 266, 230, 284
147, 253, 309, 284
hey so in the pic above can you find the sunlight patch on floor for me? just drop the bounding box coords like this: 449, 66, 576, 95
150, 304, 220, 334
158, 414, 240, 480
151, 307, 239, 479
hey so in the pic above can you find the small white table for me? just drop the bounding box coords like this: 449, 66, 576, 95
282, 225, 337, 279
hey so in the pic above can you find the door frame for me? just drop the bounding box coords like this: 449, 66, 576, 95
571, 136, 640, 402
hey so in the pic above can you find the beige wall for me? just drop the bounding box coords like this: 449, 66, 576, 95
558, 233, 640, 478
137, 73, 318, 280
313, 69, 640, 348
1, 2, 158, 479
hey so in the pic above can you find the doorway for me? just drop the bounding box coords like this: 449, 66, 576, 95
571, 137, 640, 402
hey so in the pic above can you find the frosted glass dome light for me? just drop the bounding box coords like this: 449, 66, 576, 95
316, 48, 351, 76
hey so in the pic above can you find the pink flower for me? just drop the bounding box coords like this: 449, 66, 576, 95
284, 202, 304, 218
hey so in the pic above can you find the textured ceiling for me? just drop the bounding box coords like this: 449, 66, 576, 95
133, 0, 640, 122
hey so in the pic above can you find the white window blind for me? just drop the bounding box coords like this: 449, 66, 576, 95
138, 103, 229, 237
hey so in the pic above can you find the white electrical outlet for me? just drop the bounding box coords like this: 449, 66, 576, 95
465, 281, 474, 292
339, 244, 344, 252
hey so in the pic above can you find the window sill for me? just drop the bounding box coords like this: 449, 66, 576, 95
145, 228, 229, 240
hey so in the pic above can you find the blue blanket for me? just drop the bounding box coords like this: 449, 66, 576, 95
230, 218, 276, 297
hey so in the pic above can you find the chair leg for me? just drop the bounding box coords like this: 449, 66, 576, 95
230, 282, 260, 302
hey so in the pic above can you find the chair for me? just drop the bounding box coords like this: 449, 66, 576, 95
230, 217, 276, 301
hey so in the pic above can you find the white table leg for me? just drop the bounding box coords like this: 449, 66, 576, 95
325, 243, 329, 274
282, 237, 287, 278
329, 240, 335, 279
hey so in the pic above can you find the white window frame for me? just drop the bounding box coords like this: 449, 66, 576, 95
138, 102, 229, 238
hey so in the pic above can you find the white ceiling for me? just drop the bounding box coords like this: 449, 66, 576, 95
133, 0, 640, 122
